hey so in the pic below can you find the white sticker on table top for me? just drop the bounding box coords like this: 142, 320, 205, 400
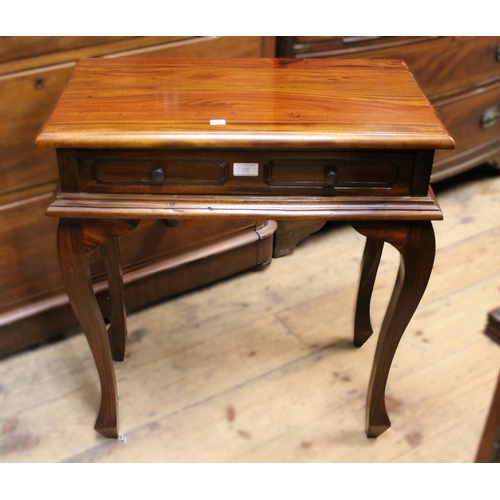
233, 163, 259, 177
210, 119, 226, 125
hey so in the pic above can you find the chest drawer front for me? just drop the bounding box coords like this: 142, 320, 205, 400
285, 36, 500, 100
394, 37, 500, 99
286, 36, 430, 57
125, 36, 271, 58
0, 63, 76, 200
0, 36, 132, 64
434, 79, 500, 166
76, 149, 417, 197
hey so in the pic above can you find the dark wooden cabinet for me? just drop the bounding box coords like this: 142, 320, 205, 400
277, 36, 500, 181
0, 36, 276, 358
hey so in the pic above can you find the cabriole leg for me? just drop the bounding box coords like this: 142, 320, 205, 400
57, 217, 138, 438
101, 238, 127, 362
354, 237, 385, 348
352, 221, 435, 438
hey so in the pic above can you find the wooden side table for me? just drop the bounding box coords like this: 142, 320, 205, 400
36, 58, 454, 439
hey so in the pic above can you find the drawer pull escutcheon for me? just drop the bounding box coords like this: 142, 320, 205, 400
481, 106, 499, 130
151, 168, 165, 183
325, 169, 339, 186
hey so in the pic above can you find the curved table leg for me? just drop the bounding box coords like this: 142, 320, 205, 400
352, 221, 435, 438
354, 237, 384, 348
101, 238, 127, 362
57, 218, 138, 438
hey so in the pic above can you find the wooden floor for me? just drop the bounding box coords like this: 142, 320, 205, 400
2, 166, 500, 463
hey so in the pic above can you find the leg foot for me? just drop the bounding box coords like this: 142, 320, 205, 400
366, 420, 391, 438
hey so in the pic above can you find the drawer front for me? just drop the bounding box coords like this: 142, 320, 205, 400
263, 152, 414, 195
281, 36, 500, 100
434, 79, 500, 167
84, 151, 229, 188
282, 36, 428, 57
392, 37, 500, 99
0, 63, 76, 199
0, 36, 132, 64
0, 193, 62, 313
76, 149, 417, 197
120, 36, 271, 58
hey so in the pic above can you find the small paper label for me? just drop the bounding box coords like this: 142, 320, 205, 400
210, 119, 226, 125
233, 163, 259, 177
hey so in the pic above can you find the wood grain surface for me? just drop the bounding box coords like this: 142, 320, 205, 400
36, 58, 454, 150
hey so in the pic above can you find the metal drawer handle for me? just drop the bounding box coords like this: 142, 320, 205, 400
325, 169, 339, 186
151, 167, 165, 183
481, 106, 499, 129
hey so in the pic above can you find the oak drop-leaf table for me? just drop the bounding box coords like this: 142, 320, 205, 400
36, 58, 454, 439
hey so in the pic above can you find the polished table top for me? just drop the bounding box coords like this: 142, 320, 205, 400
36, 57, 453, 151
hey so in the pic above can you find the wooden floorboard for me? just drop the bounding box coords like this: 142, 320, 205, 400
2, 166, 500, 463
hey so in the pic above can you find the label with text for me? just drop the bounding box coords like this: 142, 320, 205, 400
233, 163, 259, 177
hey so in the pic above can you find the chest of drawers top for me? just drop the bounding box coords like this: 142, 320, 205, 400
36, 57, 454, 151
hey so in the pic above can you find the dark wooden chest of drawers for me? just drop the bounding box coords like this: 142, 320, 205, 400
277, 36, 500, 181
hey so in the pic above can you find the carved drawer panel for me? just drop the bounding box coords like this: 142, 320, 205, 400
76, 148, 416, 196
80, 150, 228, 188
262, 151, 415, 196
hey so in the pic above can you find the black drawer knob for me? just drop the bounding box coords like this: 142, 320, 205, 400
325, 169, 339, 186
151, 168, 165, 183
